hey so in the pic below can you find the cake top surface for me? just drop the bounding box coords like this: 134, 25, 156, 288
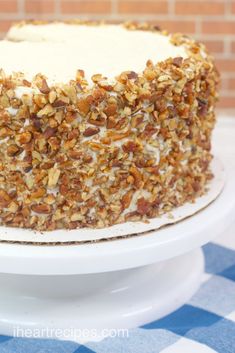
2, 23, 187, 84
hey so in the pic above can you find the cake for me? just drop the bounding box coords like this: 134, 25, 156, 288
0, 21, 219, 231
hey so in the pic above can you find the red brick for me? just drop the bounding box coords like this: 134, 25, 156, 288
216, 59, 235, 72
175, 1, 225, 15
61, 1, 111, 14
202, 21, 235, 34
0, 0, 18, 12
219, 77, 227, 91
231, 2, 235, 13
0, 20, 14, 32
231, 41, 235, 53
151, 20, 196, 34
201, 39, 224, 54
227, 78, 235, 90
25, 0, 54, 14
217, 96, 235, 109
118, 1, 168, 14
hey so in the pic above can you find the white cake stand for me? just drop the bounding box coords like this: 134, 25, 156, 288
0, 158, 234, 342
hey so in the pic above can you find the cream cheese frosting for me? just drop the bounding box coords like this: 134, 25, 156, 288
3, 23, 187, 83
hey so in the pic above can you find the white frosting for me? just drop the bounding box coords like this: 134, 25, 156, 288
2, 23, 187, 83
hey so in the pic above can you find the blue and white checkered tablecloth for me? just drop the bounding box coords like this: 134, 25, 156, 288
0, 224, 234, 353
0, 117, 234, 353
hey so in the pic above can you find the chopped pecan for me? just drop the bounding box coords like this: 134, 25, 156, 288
77, 98, 90, 115
192, 181, 201, 192
48, 168, 61, 188
32, 117, 42, 131
38, 78, 50, 94
49, 90, 57, 104
62, 85, 77, 104
83, 127, 100, 137
0, 127, 12, 138
122, 141, 141, 153
115, 117, 128, 130
127, 71, 138, 79
142, 123, 158, 138
121, 190, 134, 210
131, 114, 144, 128
92, 88, 106, 102
30, 188, 46, 200
71, 213, 82, 222
31, 204, 52, 214
16, 131, 32, 144
137, 197, 151, 215
88, 113, 106, 126
44, 127, 57, 139
130, 166, 143, 188
172, 57, 183, 67
106, 116, 117, 129
104, 103, 117, 117
0, 189, 11, 207
68, 150, 82, 160
23, 79, 31, 87
37, 104, 55, 117
107, 130, 130, 141
7, 144, 23, 157
52, 97, 69, 108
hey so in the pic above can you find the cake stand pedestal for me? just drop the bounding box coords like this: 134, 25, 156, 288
0, 248, 203, 340
0, 159, 234, 342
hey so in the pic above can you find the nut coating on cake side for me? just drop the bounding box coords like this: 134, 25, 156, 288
0, 21, 219, 231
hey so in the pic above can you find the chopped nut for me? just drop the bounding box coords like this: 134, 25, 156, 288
173, 57, 183, 67
131, 114, 144, 128
62, 85, 77, 104
91, 74, 103, 83
48, 167, 61, 188
38, 79, 50, 94
44, 127, 57, 139
32, 150, 42, 161
15, 131, 32, 144
31, 204, 52, 214
0, 189, 11, 206
49, 90, 57, 104
127, 71, 138, 79
107, 130, 130, 141
34, 94, 47, 108
0, 127, 12, 138
30, 188, 46, 199
37, 104, 55, 117
83, 127, 100, 137
52, 97, 70, 108
137, 197, 151, 215
130, 166, 143, 188
71, 213, 82, 221
77, 98, 90, 115
63, 138, 76, 150
123, 141, 142, 153
121, 190, 134, 210
88, 112, 106, 126
106, 116, 117, 129
8, 201, 19, 213
7, 144, 22, 157
104, 103, 117, 117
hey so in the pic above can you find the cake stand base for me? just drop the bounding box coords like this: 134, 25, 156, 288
0, 248, 203, 341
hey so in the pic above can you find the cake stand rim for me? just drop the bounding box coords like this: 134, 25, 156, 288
0, 156, 233, 275
0, 249, 204, 338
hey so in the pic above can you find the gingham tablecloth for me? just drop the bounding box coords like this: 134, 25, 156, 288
0, 117, 234, 353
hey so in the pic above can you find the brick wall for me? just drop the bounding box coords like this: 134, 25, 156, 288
0, 0, 234, 113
